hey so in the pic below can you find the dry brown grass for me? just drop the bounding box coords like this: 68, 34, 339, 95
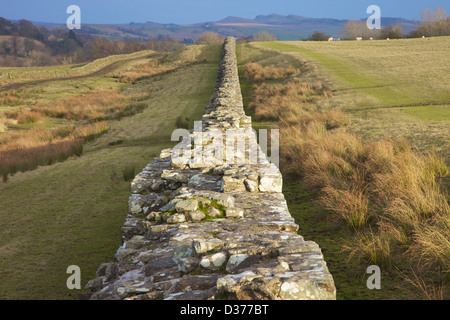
322, 185, 371, 230
0, 86, 148, 182
117, 59, 175, 83
345, 228, 393, 269
400, 267, 447, 300
280, 120, 449, 237
31, 90, 125, 121
0, 120, 7, 132
244, 62, 299, 82
16, 110, 44, 124
0, 90, 24, 106
0, 122, 107, 152
0, 135, 83, 182
3, 89, 146, 125
248, 80, 333, 122
0, 122, 108, 182
25, 90, 148, 122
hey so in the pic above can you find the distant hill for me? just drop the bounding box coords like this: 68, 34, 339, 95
38, 14, 419, 41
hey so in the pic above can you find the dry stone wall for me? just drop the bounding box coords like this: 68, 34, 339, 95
86, 37, 336, 300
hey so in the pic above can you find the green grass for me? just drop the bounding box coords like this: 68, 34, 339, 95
258, 38, 450, 108
0, 45, 221, 299
397, 104, 450, 121
255, 38, 450, 163
0, 50, 153, 87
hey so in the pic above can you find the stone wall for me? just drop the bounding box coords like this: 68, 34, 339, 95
86, 37, 336, 300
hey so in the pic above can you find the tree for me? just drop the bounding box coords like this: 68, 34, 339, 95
88, 36, 108, 58
309, 31, 330, 41
68, 30, 80, 46
0, 17, 13, 35
18, 19, 34, 38
196, 31, 224, 45
341, 20, 361, 39
341, 20, 379, 40
379, 24, 403, 39
24, 38, 36, 56
411, 7, 450, 37
253, 31, 277, 41
35, 26, 48, 41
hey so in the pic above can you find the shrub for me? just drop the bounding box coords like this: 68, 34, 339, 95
309, 31, 330, 41
379, 24, 404, 39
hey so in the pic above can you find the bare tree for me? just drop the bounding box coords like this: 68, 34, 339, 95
253, 31, 277, 41
24, 38, 36, 56
196, 32, 224, 45
341, 20, 379, 40
420, 7, 448, 36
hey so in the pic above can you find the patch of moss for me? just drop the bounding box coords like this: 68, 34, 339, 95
195, 197, 227, 222
130, 212, 147, 219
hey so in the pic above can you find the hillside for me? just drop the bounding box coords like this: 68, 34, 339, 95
41, 14, 418, 41
0, 35, 49, 67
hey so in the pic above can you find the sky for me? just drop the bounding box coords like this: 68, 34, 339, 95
0, 0, 448, 24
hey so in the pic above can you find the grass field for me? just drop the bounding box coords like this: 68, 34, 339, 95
0, 50, 154, 88
255, 38, 450, 161
1, 36, 448, 300
237, 37, 449, 300
0, 45, 221, 299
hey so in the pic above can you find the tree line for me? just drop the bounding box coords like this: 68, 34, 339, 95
309, 7, 450, 41
0, 17, 183, 67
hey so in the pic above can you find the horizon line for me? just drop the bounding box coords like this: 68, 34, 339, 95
1, 13, 420, 27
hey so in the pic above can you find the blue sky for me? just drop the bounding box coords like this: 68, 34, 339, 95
0, 0, 448, 24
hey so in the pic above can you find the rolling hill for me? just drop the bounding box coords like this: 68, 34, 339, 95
38, 14, 418, 41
